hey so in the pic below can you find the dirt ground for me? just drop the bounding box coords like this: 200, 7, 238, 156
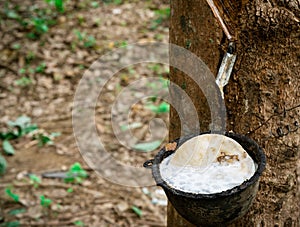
0, 1, 170, 226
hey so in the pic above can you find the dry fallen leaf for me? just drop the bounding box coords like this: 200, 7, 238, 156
165, 142, 177, 151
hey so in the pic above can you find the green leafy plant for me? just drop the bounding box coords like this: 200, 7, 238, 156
74, 30, 96, 48
19, 68, 26, 74
6, 116, 38, 138
4, 8, 20, 20
0, 116, 37, 153
8, 208, 26, 216
74, 29, 84, 41
12, 43, 21, 50
114, 0, 122, 4
15, 76, 33, 87
45, 0, 65, 13
5, 188, 19, 202
29, 174, 41, 188
35, 62, 46, 73
25, 51, 36, 64
151, 7, 170, 29
77, 15, 85, 25
67, 187, 73, 193
0, 116, 59, 146
131, 206, 142, 218
74, 220, 85, 226
146, 101, 170, 114
0, 154, 7, 175
0, 116, 59, 176
103, 0, 123, 5
0, 116, 38, 177
91, 1, 100, 8
114, 40, 128, 48
2, 140, 15, 155
4, 1, 63, 40
148, 63, 162, 74
64, 162, 88, 184
36, 134, 52, 146
35, 132, 60, 147
27, 17, 51, 39
32, 17, 49, 34
16, 60, 46, 80
0, 221, 20, 227
133, 140, 162, 152
54, 0, 64, 13
84, 36, 96, 48
40, 195, 52, 208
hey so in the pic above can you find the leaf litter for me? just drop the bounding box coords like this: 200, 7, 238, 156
0, 0, 169, 226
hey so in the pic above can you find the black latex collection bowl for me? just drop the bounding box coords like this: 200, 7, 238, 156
144, 132, 266, 226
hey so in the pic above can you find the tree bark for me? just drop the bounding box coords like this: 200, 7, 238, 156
169, 1, 222, 226
169, 0, 299, 226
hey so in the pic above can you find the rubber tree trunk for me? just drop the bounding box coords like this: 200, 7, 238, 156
169, 0, 299, 226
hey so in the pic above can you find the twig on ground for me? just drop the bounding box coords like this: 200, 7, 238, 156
0, 63, 18, 75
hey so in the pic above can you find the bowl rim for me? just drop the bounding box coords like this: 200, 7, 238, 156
151, 131, 266, 199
